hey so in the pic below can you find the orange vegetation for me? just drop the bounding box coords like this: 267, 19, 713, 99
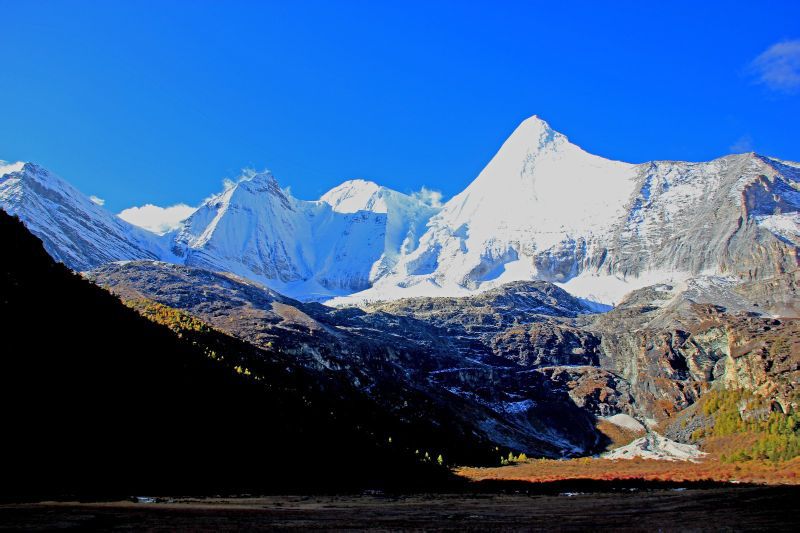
457, 446, 800, 486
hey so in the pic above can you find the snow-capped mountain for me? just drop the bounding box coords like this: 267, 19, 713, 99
0, 161, 164, 271
338, 117, 800, 305
320, 179, 440, 280
171, 172, 439, 299
354, 116, 640, 303
1, 115, 798, 304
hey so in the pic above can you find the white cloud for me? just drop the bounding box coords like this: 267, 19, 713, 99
118, 203, 196, 234
750, 39, 800, 92
412, 186, 444, 208
89, 195, 105, 206
729, 135, 754, 153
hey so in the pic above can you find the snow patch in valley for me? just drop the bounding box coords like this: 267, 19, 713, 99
498, 399, 536, 414
602, 413, 646, 433
556, 270, 691, 307
602, 433, 706, 462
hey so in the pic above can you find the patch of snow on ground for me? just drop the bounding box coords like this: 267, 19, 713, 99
602, 413, 646, 433
557, 270, 690, 307
602, 433, 706, 462
497, 399, 536, 414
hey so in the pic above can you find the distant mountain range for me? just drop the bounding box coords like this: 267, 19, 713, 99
3, 116, 798, 305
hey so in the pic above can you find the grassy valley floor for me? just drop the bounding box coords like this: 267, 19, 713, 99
457, 455, 800, 485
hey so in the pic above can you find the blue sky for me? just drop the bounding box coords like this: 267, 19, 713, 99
1, 1, 799, 215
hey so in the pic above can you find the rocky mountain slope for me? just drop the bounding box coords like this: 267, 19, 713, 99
89, 258, 799, 459
367, 269, 799, 428
585, 272, 800, 423
90, 260, 607, 458
3, 116, 797, 305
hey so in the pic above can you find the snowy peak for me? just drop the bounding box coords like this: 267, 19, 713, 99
0, 160, 163, 271
235, 169, 282, 191
393, 116, 638, 293
507, 114, 565, 150
484, 114, 574, 171
320, 179, 441, 215
438, 116, 636, 235
174, 169, 307, 274
171, 170, 440, 299
228, 170, 294, 210
342, 118, 798, 305
320, 179, 386, 213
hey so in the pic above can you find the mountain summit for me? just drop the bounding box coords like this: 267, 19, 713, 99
347, 118, 799, 304
0, 161, 163, 270
2, 116, 798, 304
368, 116, 639, 301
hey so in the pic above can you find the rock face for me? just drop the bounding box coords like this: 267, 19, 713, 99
3, 116, 797, 305
586, 274, 800, 421
358, 271, 800, 427
491, 323, 601, 368
605, 155, 799, 282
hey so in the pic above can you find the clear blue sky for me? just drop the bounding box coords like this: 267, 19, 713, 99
1, 0, 798, 212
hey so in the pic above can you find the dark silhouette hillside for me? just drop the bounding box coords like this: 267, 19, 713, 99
0, 210, 455, 499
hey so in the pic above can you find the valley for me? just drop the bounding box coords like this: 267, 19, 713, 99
1, 116, 798, 502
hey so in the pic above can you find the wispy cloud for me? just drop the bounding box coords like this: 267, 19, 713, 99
729, 135, 754, 153
749, 39, 800, 93
89, 195, 105, 206
412, 186, 444, 208
118, 203, 196, 234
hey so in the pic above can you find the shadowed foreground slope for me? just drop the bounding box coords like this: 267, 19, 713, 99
0, 210, 455, 498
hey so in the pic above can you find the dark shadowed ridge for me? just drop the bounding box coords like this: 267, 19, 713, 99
0, 209, 461, 500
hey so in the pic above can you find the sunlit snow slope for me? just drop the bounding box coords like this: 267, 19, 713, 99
170, 172, 440, 300
0, 161, 165, 270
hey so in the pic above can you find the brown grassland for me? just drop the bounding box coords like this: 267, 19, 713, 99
457, 436, 800, 485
